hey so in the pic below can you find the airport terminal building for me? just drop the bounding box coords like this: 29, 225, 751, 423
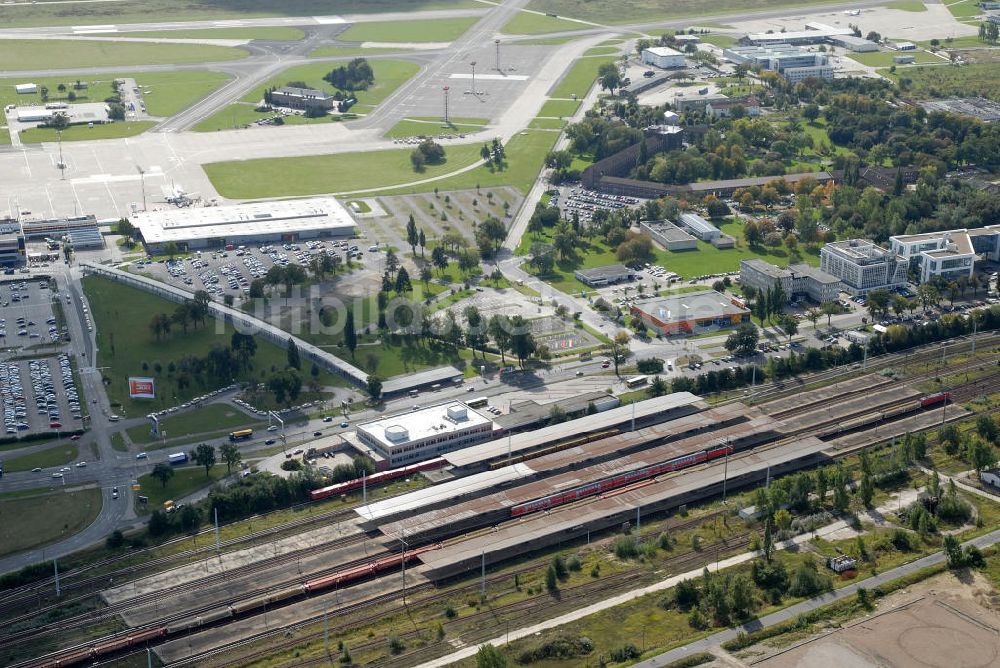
133, 198, 357, 254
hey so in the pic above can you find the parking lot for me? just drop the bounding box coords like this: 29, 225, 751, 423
553, 187, 639, 224
0, 353, 82, 437
0, 278, 63, 346
131, 239, 370, 299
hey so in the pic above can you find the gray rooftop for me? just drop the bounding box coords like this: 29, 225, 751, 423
741, 258, 791, 279
574, 264, 634, 280
381, 365, 465, 394
788, 263, 840, 284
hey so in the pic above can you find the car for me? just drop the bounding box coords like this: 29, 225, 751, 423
69, 434, 81, 441
136, 452, 148, 459
313, 431, 322, 437
575, 370, 585, 376
112, 488, 119, 499
466, 385, 475, 392
51, 472, 63, 479
340, 421, 349, 428
265, 438, 276, 445
75, 461, 86, 467
59, 467, 70, 472
293, 448, 304, 455
267, 425, 279, 432
31, 467, 41, 473
601, 361, 611, 368
322, 416, 333, 423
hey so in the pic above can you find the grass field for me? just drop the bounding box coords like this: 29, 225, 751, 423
192, 103, 338, 132
0, 39, 246, 71
127, 404, 265, 445
368, 129, 559, 196
0, 71, 229, 116
0, 0, 481, 29
699, 34, 739, 48
527, 0, 851, 24
894, 62, 1000, 100
3, 443, 80, 473
849, 50, 941, 67
501, 11, 590, 35
106, 27, 305, 40
0, 488, 101, 557
885, 0, 928, 10
520, 216, 819, 292
111, 432, 127, 452
137, 465, 226, 512
512, 35, 581, 45
82, 276, 340, 413
918, 35, 989, 49
943, 0, 982, 19
240, 59, 419, 111
205, 143, 484, 198
529, 117, 568, 129
550, 55, 618, 98
384, 118, 487, 138
19, 121, 157, 144
335, 17, 476, 42
538, 98, 581, 117
584, 46, 621, 56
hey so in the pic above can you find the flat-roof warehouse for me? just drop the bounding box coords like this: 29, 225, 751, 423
133, 197, 356, 254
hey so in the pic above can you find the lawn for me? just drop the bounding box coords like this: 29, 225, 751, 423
529, 117, 568, 129
538, 98, 581, 117
0, 0, 481, 28
885, 0, 928, 10
137, 465, 226, 512
501, 11, 590, 35
520, 216, 819, 292
107, 27, 306, 40
584, 46, 621, 56
192, 103, 336, 132
550, 55, 618, 99
893, 63, 1000, 100
126, 404, 265, 445
335, 17, 477, 42
0, 488, 101, 557
943, 0, 982, 19
513, 35, 582, 45
111, 432, 127, 452
367, 129, 559, 196
81, 276, 341, 414
699, 34, 739, 48
527, 0, 853, 24
917, 35, 989, 49
19, 121, 157, 144
239, 59, 420, 111
0, 39, 246, 71
308, 46, 400, 57
848, 50, 940, 67
384, 118, 487, 138
3, 443, 80, 473
204, 143, 484, 198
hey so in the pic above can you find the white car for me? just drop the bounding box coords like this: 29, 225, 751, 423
75, 461, 86, 467
51, 472, 63, 479
267, 425, 279, 432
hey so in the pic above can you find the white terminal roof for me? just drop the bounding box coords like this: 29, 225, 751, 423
358, 402, 494, 452
645, 46, 685, 57
132, 197, 356, 245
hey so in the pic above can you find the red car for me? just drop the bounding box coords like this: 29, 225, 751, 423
69, 434, 81, 441
50, 422, 62, 429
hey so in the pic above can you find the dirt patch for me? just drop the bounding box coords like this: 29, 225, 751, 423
753, 570, 1000, 668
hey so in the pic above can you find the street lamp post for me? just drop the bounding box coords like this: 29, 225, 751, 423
495, 39, 501, 71
470, 61, 477, 94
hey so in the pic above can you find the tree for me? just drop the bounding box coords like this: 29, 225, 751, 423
968, 438, 996, 476
220, 442, 242, 474
488, 314, 511, 364
464, 305, 487, 358
406, 215, 418, 255
610, 331, 631, 376
821, 301, 840, 327
479, 216, 507, 257
917, 283, 940, 311
545, 564, 559, 592
367, 374, 383, 400
777, 314, 798, 343
190, 443, 216, 478
49, 112, 70, 130
944, 534, 964, 569
431, 246, 449, 276
725, 322, 759, 356
805, 308, 820, 330
286, 337, 301, 370
598, 61, 622, 95
395, 266, 412, 294
802, 103, 820, 123
151, 462, 174, 489
475, 644, 507, 668
508, 315, 536, 368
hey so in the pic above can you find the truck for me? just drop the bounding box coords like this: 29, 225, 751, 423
168, 452, 188, 465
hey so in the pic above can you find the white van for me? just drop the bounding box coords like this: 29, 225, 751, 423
109, 414, 120, 422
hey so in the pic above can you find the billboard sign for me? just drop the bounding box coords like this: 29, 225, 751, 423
128, 377, 156, 399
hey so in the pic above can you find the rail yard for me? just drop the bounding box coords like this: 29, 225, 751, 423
3, 333, 997, 668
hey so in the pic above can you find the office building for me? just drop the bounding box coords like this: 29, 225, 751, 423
132, 197, 356, 254
676, 213, 719, 242
269, 86, 336, 112
574, 264, 636, 287
723, 45, 832, 82
828, 35, 879, 52
746, 22, 853, 46
630, 290, 750, 336
890, 230, 978, 284
739, 258, 793, 297
820, 239, 908, 295
640, 220, 697, 251
0, 220, 25, 266
356, 402, 496, 466
739, 259, 840, 303
642, 46, 686, 68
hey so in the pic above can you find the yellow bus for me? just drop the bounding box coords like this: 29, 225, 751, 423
229, 428, 254, 442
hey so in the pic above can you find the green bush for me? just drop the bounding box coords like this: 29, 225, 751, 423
614, 536, 639, 559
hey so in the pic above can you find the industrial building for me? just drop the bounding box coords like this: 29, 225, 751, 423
132, 197, 356, 254
574, 264, 636, 287
676, 213, 719, 242
14, 83, 36, 94
827, 34, 879, 52
269, 86, 336, 112
0, 220, 25, 266
640, 220, 697, 251
739, 259, 840, 303
919, 97, 1000, 123
641, 46, 686, 69
820, 239, 908, 295
745, 22, 852, 46
707, 97, 762, 118
723, 45, 833, 82
889, 229, 979, 284
20, 214, 103, 250
630, 290, 751, 336
355, 402, 496, 467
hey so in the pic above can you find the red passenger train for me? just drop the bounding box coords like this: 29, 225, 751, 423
920, 392, 950, 408
309, 457, 447, 501
510, 444, 734, 517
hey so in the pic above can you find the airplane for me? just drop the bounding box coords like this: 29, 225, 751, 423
844, 9, 861, 15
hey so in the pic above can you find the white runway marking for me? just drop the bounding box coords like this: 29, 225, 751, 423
72, 24, 116, 32
312, 16, 347, 24
449, 73, 529, 81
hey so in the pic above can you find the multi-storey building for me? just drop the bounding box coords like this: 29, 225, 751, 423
820, 239, 908, 295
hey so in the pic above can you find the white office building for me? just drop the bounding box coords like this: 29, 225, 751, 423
356, 403, 496, 466
820, 239, 908, 295
642, 46, 686, 69
889, 228, 996, 284
723, 45, 833, 82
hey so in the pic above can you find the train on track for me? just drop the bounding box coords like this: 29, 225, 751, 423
511, 444, 735, 517
817, 392, 951, 439
309, 457, 446, 501
29, 545, 442, 668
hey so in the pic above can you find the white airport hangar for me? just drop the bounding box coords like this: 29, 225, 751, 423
132, 197, 357, 254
